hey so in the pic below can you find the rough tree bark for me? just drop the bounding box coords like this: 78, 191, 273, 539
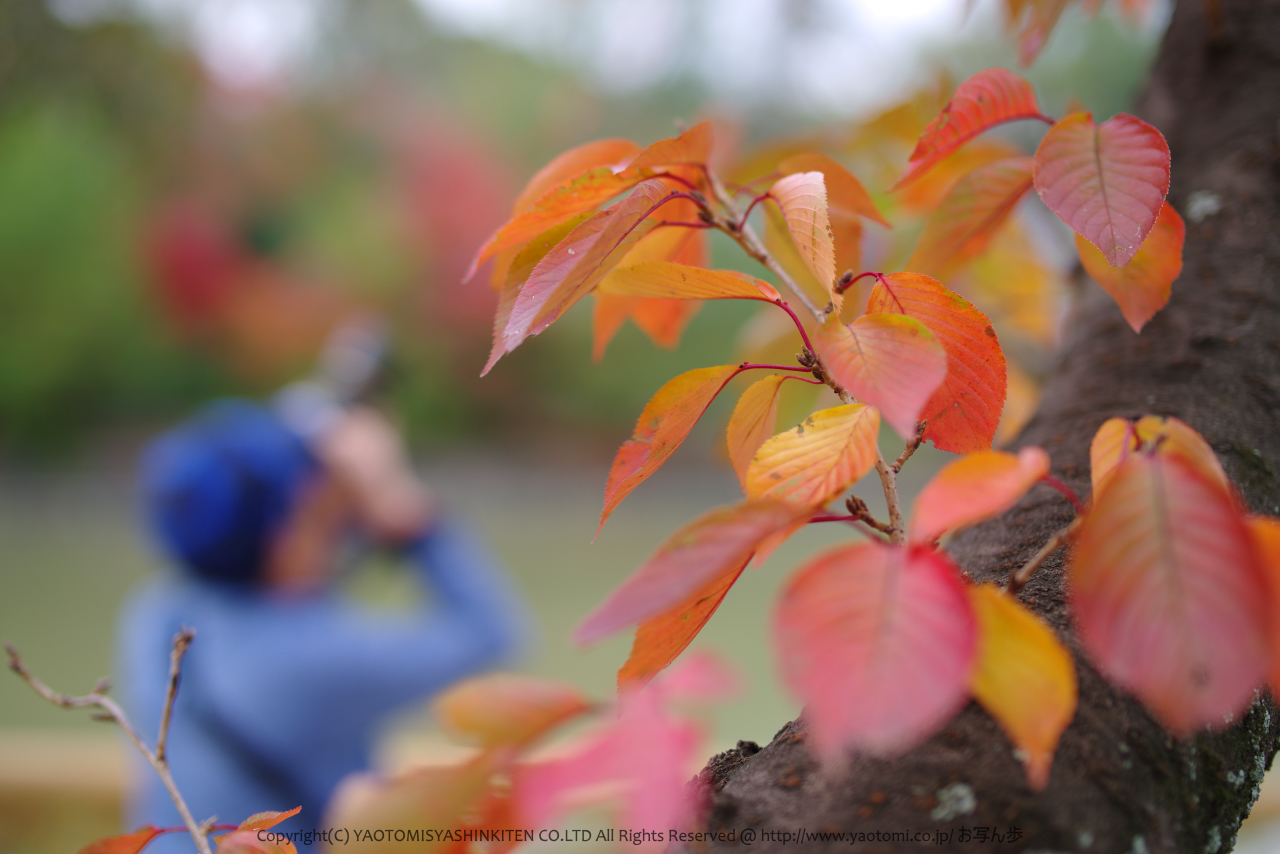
691, 1, 1280, 851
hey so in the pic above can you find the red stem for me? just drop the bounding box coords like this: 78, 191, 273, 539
771, 299, 816, 356
838, 271, 881, 295
740, 362, 813, 373
1042, 475, 1084, 513
1033, 113, 1057, 125
737, 193, 774, 232
654, 221, 717, 229
654, 171, 702, 191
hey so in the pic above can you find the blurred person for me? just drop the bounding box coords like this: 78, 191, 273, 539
117, 385, 528, 851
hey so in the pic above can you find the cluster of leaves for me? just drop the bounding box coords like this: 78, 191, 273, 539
323, 655, 735, 852
78, 808, 302, 854
471, 59, 1280, 800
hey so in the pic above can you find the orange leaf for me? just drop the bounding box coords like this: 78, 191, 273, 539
1089, 415, 1228, 497
499, 180, 671, 361
628, 298, 700, 351
812, 313, 947, 439
910, 448, 1050, 544
511, 139, 641, 216
467, 167, 649, 279
956, 216, 1066, 348
434, 673, 589, 748
967, 585, 1076, 790
906, 157, 1034, 279
591, 292, 635, 362
892, 68, 1043, 191
896, 139, 1024, 214
1069, 452, 1269, 735
775, 542, 977, 757
769, 172, 837, 295
1033, 112, 1170, 267
1076, 201, 1184, 332
746, 403, 880, 509
1006, 0, 1072, 66
1250, 517, 1280, 694
994, 360, 1041, 447
77, 827, 164, 854
618, 559, 745, 690
626, 120, 714, 171
484, 213, 594, 375
578, 500, 810, 644
236, 807, 302, 832
726, 374, 790, 489
599, 261, 780, 301
600, 365, 741, 531
867, 272, 1007, 454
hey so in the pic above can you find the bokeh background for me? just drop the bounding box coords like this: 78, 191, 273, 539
9, 1, 1276, 852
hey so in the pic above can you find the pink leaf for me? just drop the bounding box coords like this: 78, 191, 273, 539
775, 542, 977, 758
769, 172, 836, 293
1069, 452, 1269, 735
1033, 112, 1171, 267
812, 313, 947, 439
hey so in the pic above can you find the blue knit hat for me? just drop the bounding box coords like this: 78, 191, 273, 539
140, 400, 318, 585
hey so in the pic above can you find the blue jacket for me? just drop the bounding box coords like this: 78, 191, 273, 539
117, 518, 528, 852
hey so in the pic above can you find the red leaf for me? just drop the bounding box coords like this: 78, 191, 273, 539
745, 403, 881, 509
77, 827, 164, 854
769, 172, 837, 294
892, 68, 1044, 191
1069, 452, 1269, 734
909, 447, 1050, 544
812, 313, 947, 440
578, 500, 810, 644
1076, 201, 1184, 332
726, 374, 790, 489
867, 273, 1007, 454
775, 542, 977, 757
626, 120, 714, 171
600, 365, 741, 531
1033, 112, 1171, 267
906, 157, 1035, 279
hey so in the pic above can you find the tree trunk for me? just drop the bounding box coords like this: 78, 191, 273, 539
690, 1, 1280, 851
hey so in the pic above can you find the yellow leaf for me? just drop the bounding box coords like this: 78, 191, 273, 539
967, 584, 1076, 790
746, 404, 880, 509
434, 673, 589, 749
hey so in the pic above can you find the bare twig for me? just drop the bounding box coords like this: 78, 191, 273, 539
873, 446, 906, 545
1005, 518, 1082, 595
156, 627, 194, 765
892, 420, 928, 473
845, 496, 894, 537
6, 634, 214, 854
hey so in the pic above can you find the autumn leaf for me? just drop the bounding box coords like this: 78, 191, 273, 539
484, 213, 593, 375
726, 374, 790, 489
500, 180, 673, 362
467, 167, 650, 279
812, 313, 947, 439
600, 365, 741, 531
896, 139, 1024, 214
511, 139, 641, 216
906, 157, 1034, 279
599, 261, 781, 302
1069, 452, 1269, 735
619, 564, 746, 689
434, 673, 589, 749
235, 808, 302, 833
1005, 0, 1072, 65
778, 152, 889, 277
746, 403, 881, 509
1076, 201, 1184, 332
1033, 112, 1171, 267
1249, 517, 1280, 694
967, 584, 1076, 790
77, 827, 164, 854
995, 360, 1041, 447
867, 273, 1007, 454
769, 172, 837, 295
892, 68, 1044, 191
955, 216, 1066, 348
626, 120, 714, 171
909, 448, 1050, 544
775, 542, 977, 757
762, 201, 833, 312
1089, 415, 1228, 496
578, 500, 810, 644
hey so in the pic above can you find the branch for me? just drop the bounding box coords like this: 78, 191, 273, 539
891, 420, 928, 473
872, 446, 906, 545
1005, 518, 1081, 596
843, 495, 895, 537
6, 633, 213, 854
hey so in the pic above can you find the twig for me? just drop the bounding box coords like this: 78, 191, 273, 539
156, 628, 194, 765
1041, 474, 1084, 514
892, 420, 928, 473
6, 634, 214, 854
873, 446, 906, 545
844, 495, 895, 537
1005, 518, 1082, 595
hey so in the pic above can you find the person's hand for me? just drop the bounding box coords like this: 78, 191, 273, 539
315, 407, 437, 544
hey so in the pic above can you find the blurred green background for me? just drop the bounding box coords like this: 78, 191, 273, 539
0, 0, 1180, 851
